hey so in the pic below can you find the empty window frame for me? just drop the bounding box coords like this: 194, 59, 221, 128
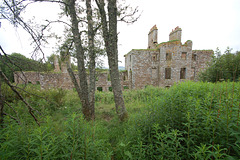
166, 53, 172, 61
123, 74, 127, 81
152, 55, 157, 61
192, 54, 197, 61
165, 68, 171, 79
181, 52, 187, 60
123, 86, 129, 90
180, 68, 186, 79
107, 73, 111, 81
97, 87, 103, 92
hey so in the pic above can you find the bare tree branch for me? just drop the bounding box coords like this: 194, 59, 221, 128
45, 19, 72, 28
3, 0, 50, 59
32, 0, 68, 6
118, 7, 141, 24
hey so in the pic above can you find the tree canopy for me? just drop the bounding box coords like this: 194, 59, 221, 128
0, 52, 53, 82
199, 47, 240, 82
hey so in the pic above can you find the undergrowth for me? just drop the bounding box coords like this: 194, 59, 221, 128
1, 81, 239, 159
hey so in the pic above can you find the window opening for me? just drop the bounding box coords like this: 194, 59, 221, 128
123, 86, 129, 90
97, 87, 103, 92
180, 68, 186, 79
181, 52, 187, 60
192, 54, 197, 61
166, 53, 172, 61
152, 55, 156, 61
165, 68, 171, 79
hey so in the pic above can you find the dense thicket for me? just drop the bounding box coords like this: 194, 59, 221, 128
199, 48, 240, 82
0, 81, 239, 159
0, 53, 53, 82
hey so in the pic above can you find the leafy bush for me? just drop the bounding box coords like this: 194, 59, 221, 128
132, 81, 240, 159
0, 113, 112, 160
1, 81, 240, 159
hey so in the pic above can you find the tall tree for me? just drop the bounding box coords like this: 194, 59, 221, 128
86, 0, 95, 118
1, 0, 139, 122
66, 0, 93, 120
199, 48, 240, 82
95, 0, 128, 121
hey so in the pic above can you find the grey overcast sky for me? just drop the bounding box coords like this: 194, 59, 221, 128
0, 0, 240, 67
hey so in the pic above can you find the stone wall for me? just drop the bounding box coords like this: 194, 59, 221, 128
125, 26, 213, 89
169, 26, 182, 41
14, 71, 129, 91
125, 49, 158, 89
192, 50, 214, 77
14, 26, 213, 91
158, 40, 193, 87
148, 25, 158, 49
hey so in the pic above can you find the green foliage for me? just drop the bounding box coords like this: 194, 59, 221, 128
1, 81, 240, 159
0, 53, 53, 82
0, 114, 111, 160
199, 48, 240, 82
129, 81, 240, 159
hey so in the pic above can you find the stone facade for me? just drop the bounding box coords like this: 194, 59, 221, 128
14, 71, 129, 91
125, 26, 213, 89
14, 26, 213, 91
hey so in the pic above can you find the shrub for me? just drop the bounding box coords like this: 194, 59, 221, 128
134, 81, 240, 159
0, 113, 112, 160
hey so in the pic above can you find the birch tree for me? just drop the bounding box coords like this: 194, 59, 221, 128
1, 0, 139, 122
95, 0, 126, 120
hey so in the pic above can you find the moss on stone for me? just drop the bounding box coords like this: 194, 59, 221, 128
193, 50, 214, 52
125, 49, 158, 56
156, 39, 180, 48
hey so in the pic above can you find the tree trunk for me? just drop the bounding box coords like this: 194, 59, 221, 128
96, 0, 128, 121
86, 0, 95, 120
67, 0, 92, 120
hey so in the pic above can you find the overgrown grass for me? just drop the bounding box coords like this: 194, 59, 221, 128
1, 81, 240, 159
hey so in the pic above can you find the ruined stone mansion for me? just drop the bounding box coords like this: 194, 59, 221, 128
14, 26, 213, 90
124, 25, 213, 88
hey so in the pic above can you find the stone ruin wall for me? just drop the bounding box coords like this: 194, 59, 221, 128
14, 25, 213, 91
125, 50, 158, 89
125, 26, 213, 89
148, 25, 158, 49
191, 50, 214, 78
14, 71, 129, 92
158, 40, 193, 87
14, 53, 129, 91
169, 26, 182, 41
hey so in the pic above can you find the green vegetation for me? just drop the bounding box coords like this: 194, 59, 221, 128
125, 49, 158, 56
0, 53, 54, 82
199, 48, 240, 82
156, 39, 180, 47
1, 81, 240, 159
